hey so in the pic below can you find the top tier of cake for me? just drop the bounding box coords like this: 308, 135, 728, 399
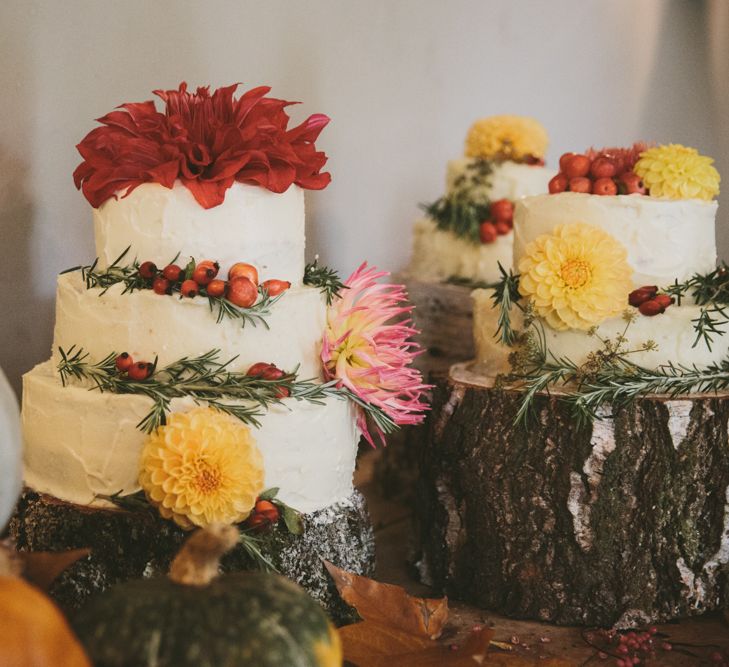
94, 181, 305, 287
514, 192, 718, 287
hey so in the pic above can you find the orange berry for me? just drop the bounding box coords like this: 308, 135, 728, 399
228, 262, 258, 285
254, 499, 280, 524
568, 177, 592, 194
205, 279, 226, 298
490, 199, 514, 223
128, 361, 152, 381
590, 157, 617, 180
618, 172, 647, 195
593, 177, 618, 196
261, 279, 291, 296
559, 152, 578, 172
563, 154, 592, 179
152, 277, 171, 295
227, 277, 258, 308
115, 352, 133, 373
495, 221, 511, 236
180, 279, 199, 298
549, 173, 569, 194
479, 221, 497, 244
138, 261, 157, 280
162, 264, 183, 282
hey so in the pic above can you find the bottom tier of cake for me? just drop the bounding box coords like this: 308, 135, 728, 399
9, 489, 374, 624
23, 361, 359, 514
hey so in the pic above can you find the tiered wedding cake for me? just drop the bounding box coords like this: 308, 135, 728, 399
15, 83, 428, 614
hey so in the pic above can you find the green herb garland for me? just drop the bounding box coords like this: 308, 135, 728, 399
303, 258, 346, 305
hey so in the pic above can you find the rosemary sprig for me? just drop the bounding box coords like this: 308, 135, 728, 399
303, 258, 347, 305
491, 264, 522, 346
422, 158, 494, 243
57, 346, 396, 437
64, 248, 283, 329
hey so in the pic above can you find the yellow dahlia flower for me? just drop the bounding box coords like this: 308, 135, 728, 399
139, 407, 265, 530
518, 223, 633, 331
634, 144, 720, 201
465, 115, 548, 161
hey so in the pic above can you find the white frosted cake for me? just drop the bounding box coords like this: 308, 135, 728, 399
408, 115, 555, 284
473, 143, 725, 375
21, 83, 427, 529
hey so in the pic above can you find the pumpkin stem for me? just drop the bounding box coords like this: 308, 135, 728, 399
168, 524, 239, 586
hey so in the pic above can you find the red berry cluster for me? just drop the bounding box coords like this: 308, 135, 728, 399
246, 362, 290, 398
480, 199, 515, 244
629, 285, 674, 316
549, 152, 646, 196
138, 259, 291, 307
244, 498, 281, 532
114, 352, 153, 381
593, 627, 672, 666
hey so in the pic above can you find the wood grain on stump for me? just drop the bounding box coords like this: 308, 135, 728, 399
415, 364, 729, 627
9, 489, 374, 624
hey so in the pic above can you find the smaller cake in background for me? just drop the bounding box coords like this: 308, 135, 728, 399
407, 115, 555, 284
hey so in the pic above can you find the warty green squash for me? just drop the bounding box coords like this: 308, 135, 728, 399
72, 524, 342, 667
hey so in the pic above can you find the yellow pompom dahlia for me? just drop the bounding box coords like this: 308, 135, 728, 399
465, 115, 548, 162
634, 144, 720, 201
139, 407, 265, 530
518, 223, 633, 331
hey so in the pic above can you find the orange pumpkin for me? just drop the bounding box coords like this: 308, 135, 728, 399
0, 575, 91, 667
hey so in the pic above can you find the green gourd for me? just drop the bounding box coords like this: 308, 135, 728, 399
72, 525, 342, 667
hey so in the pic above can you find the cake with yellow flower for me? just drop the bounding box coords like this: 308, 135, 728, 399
474, 142, 726, 373
13, 83, 428, 617
407, 115, 555, 284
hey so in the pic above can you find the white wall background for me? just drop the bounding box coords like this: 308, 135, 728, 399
1, 0, 726, 393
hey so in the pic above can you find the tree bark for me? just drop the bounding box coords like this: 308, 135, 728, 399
415, 364, 729, 627
9, 489, 374, 624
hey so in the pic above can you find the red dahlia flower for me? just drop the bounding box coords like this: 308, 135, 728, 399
73, 82, 331, 209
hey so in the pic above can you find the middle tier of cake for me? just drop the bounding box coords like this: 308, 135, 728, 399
52, 272, 328, 379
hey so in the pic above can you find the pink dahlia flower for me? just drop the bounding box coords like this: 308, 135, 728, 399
322, 263, 430, 446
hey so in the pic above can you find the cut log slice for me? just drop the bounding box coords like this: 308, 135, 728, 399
415, 363, 729, 627
9, 489, 374, 624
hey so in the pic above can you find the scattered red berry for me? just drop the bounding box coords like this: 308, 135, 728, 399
227, 277, 258, 308
138, 261, 157, 280
115, 352, 134, 373
180, 279, 199, 298
247, 362, 275, 377
548, 173, 569, 194
639, 299, 664, 316
254, 499, 280, 524
261, 366, 285, 381
590, 156, 617, 179
228, 262, 259, 285
490, 199, 514, 223
192, 264, 217, 286
162, 264, 183, 282
618, 171, 647, 195
479, 221, 497, 244
261, 279, 291, 297
653, 294, 674, 309
127, 361, 152, 381
495, 221, 511, 236
629, 285, 658, 306
205, 279, 226, 298
152, 277, 171, 295
593, 177, 618, 196
569, 177, 592, 194
563, 154, 592, 179
275, 386, 291, 399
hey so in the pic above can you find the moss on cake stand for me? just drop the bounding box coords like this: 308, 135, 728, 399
9, 489, 374, 625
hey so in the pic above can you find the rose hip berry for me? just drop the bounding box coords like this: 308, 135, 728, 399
480, 221, 497, 244
619, 171, 647, 195
261, 279, 291, 296
205, 279, 226, 298
254, 499, 280, 524
653, 294, 674, 309
192, 264, 217, 286
138, 261, 157, 280
628, 285, 658, 307
227, 277, 258, 308
568, 177, 592, 194
490, 199, 514, 223
563, 154, 592, 179
127, 361, 152, 381
246, 362, 275, 377
180, 279, 199, 298
162, 264, 183, 282
115, 352, 134, 373
549, 173, 569, 194
495, 221, 511, 236
590, 156, 617, 179
559, 152, 578, 172
639, 300, 664, 317
152, 277, 171, 295
592, 177, 618, 196
228, 262, 259, 285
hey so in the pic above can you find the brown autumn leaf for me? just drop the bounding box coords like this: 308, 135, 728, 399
340, 623, 494, 667
324, 560, 448, 639
20, 548, 90, 591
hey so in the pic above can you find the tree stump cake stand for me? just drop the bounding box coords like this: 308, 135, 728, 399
415, 363, 729, 627
9, 489, 375, 624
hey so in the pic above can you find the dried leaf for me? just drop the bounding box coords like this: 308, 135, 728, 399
339, 624, 494, 666
324, 560, 448, 639
21, 548, 90, 591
